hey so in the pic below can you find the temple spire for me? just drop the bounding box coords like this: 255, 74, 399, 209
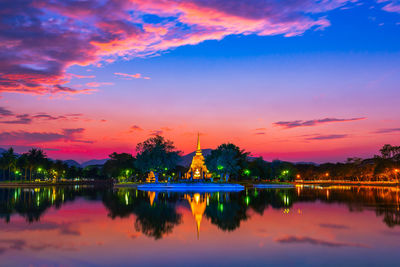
196, 132, 201, 153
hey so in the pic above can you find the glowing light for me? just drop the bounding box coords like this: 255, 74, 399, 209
217, 165, 224, 170
244, 169, 250, 176
325, 172, 329, 177
218, 203, 224, 212
194, 193, 200, 204
245, 196, 250, 206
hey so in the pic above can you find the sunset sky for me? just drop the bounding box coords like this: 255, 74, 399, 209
0, 0, 399, 163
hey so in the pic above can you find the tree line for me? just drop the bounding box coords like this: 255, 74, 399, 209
1, 136, 399, 182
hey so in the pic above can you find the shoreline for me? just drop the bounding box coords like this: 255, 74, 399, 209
0, 180, 112, 188
294, 181, 400, 187
136, 182, 245, 191
0, 180, 399, 188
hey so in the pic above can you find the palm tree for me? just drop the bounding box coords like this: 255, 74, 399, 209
26, 148, 46, 181
1, 148, 17, 181
0, 156, 6, 180
17, 154, 29, 181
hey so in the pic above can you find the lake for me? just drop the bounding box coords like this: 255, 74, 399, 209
0, 185, 399, 266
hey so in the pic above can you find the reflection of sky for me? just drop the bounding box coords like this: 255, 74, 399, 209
1, 196, 400, 266
1, 1, 400, 163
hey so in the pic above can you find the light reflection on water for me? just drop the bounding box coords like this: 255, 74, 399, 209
0, 186, 400, 266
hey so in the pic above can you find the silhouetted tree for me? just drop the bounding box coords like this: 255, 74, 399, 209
206, 143, 249, 181
135, 135, 180, 182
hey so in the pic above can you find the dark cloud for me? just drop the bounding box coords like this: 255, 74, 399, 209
130, 125, 143, 132
0, 239, 26, 251
0, 114, 32, 124
0, 221, 81, 237
150, 130, 163, 136
275, 235, 369, 248
0, 238, 78, 254
319, 223, 350, 230
273, 117, 366, 129
0, 131, 65, 143
305, 134, 348, 140
254, 132, 266, 135
0, 107, 13, 116
0, 107, 86, 124
373, 128, 400, 134
0, 128, 93, 144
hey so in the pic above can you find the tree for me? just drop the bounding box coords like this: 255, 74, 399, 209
52, 160, 66, 181
26, 148, 46, 181
103, 152, 135, 180
247, 157, 271, 181
270, 160, 296, 181
17, 154, 29, 181
135, 135, 180, 183
380, 144, 400, 159
205, 143, 249, 182
2, 148, 17, 180
0, 156, 7, 180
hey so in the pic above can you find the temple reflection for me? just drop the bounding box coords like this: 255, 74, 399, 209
185, 193, 208, 239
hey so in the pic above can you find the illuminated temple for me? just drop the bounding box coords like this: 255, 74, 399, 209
185, 134, 210, 180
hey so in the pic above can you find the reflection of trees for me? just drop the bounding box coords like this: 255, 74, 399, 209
249, 189, 294, 215
295, 186, 400, 228
134, 202, 181, 239
0, 186, 106, 223
102, 190, 182, 240
205, 192, 248, 231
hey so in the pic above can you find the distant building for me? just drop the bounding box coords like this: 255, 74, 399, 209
146, 171, 156, 183
185, 134, 211, 179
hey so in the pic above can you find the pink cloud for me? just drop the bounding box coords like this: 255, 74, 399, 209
86, 82, 114, 87
69, 74, 96, 79
377, 0, 400, 13
114, 72, 150, 80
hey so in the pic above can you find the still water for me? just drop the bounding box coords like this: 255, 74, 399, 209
0, 185, 399, 266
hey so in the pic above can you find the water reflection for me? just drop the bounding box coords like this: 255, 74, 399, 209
0, 186, 103, 223
1, 185, 400, 240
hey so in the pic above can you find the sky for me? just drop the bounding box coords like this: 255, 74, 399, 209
0, 0, 399, 163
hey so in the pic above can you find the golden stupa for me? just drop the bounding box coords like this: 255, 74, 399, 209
185, 133, 210, 179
